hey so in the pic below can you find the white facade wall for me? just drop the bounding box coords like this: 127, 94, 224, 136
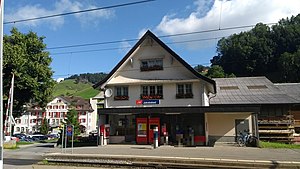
106, 82, 205, 108
104, 37, 212, 108
89, 98, 98, 132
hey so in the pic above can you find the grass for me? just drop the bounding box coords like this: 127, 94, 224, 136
75, 87, 99, 99
259, 141, 300, 149
40, 139, 58, 143
3, 144, 18, 149
16, 141, 34, 145
41, 159, 49, 165
53, 79, 99, 99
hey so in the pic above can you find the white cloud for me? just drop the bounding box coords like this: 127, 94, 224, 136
138, 28, 149, 38
118, 39, 132, 54
5, 0, 115, 29
5, 4, 64, 30
156, 0, 300, 50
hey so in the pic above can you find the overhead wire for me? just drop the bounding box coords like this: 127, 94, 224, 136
4, 0, 279, 77
50, 36, 228, 55
47, 22, 277, 51
4, 0, 156, 24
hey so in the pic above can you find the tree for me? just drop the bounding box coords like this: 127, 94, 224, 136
213, 23, 274, 77
212, 14, 300, 82
65, 109, 81, 137
206, 65, 225, 78
3, 28, 56, 115
66, 72, 108, 84
278, 50, 300, 82
194, 65, 209, 75
40, 117, 50, 135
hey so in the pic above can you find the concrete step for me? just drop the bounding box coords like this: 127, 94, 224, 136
213, 142, 237, 147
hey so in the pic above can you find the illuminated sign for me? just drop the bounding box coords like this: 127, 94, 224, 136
136, 100, 160, 105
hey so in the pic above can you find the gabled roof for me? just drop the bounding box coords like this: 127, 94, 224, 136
275, 83, 300, 102
93, 30, 216, 93
210, 77, 299, 105
60, 96, 93, 111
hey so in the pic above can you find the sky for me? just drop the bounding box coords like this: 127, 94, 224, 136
3, 0, 300, 80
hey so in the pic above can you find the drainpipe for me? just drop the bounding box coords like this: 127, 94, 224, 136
255, 112, 260, 143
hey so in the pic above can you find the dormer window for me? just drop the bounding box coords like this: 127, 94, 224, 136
140, 59, 163, 71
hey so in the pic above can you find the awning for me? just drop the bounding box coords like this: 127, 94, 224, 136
97, 105, 260, 115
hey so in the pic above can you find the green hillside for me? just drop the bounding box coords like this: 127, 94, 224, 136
53, 79, 99, 99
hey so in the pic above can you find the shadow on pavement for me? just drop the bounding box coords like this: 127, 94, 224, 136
130, 146, 153, 150
4, 158, 40, 166
36, 144, 55, 148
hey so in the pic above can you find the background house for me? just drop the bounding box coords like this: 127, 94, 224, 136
14, 96, 96, 135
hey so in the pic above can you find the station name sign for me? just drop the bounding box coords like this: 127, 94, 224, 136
136, 99, 160, 105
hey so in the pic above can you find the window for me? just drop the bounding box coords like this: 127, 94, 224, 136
37, 119, 42, 125
140, 59, 163, 71
16, 127, 20, 132
176, 83, 193, 99
60, 112, 64, 118
52, 119, 55, 124
141, 85, 163, 99
114, 86, 129, 100
81, 119, 86, 123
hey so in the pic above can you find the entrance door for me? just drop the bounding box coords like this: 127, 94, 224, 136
235, 119, 249, 141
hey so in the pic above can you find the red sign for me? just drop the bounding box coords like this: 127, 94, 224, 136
136, 100, 143, 105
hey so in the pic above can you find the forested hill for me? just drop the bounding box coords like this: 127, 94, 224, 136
210, 14, 300, 83
66, 72, 107, 84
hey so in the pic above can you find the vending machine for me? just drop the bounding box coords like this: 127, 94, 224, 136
136, 118, 148, 144
136, 117, 160, 144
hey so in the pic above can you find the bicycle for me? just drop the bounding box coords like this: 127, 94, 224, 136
237, 130, 258, 147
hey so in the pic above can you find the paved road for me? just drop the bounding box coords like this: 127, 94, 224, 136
3, 143, 58, 169
6, 143, 300, 168
66, 144, 300, 162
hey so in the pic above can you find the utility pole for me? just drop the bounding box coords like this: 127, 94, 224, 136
9, 73, 14, 138
0, 0, 5, 168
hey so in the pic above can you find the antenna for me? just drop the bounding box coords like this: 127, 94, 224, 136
104, 89, 113, 98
